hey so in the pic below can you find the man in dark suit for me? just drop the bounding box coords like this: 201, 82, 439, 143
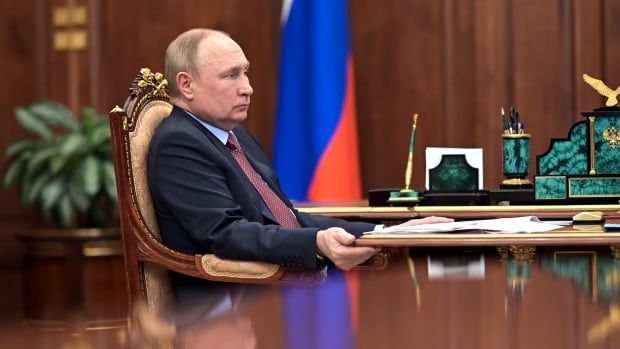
148, 29, 450, 296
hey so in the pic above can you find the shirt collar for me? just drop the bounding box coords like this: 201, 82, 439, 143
183, 109, 230, 145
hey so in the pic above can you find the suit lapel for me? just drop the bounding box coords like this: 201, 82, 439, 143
176, 109, 278, 223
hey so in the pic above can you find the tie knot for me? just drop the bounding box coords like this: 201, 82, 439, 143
226, 132, 240, 150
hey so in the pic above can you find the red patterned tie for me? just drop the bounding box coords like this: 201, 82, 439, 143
226, 132, 301, 228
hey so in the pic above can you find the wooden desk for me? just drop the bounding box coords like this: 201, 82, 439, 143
299, 203, 620, 220
356, 226, 620, 248
300, 204, 620, 258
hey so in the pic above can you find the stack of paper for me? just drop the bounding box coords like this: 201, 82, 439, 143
364, 216, 563, 235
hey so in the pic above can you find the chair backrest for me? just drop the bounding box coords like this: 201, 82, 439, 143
110, 68, 174, 311
109, 68, 323, 314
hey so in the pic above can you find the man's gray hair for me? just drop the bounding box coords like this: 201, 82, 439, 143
165, 28, 228, 98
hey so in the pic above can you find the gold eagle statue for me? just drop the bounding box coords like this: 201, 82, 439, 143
583, 74, 620, 107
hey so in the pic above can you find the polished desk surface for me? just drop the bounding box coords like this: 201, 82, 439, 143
128, 247, 620, 348
7, 248, 620, 348
6, 203, 620, 348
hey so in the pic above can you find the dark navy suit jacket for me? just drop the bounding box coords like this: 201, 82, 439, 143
148, 106, 375, 294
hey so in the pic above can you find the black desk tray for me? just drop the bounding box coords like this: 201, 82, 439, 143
368, 188, 619, 206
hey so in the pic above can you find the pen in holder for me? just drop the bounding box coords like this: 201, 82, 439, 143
501, 133, 533, 188
388, 113, 422, 204
500, 107, 533, 189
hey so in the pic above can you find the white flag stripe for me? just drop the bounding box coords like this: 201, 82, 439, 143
281, 0, 293, 25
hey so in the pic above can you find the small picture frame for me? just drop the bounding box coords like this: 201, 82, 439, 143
425, 147, 483, 191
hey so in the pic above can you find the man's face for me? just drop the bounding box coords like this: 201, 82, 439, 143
186, 35, 253, 130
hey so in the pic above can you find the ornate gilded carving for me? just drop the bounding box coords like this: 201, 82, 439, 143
603, 126, 620, 149
610, 246, 620, 261
125, 68, 170, 131
509, 245, 536, 262
590, 116, 596, 175
110, 105, 124, 114
136, 68, 169, 98
583, 74, 620, 107
497, 246, 510, 261
501, 178, 532, 186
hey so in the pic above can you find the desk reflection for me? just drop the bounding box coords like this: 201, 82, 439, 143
130, 248, 620, 349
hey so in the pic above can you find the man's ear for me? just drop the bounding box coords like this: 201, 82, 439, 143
176, 72, 193, 100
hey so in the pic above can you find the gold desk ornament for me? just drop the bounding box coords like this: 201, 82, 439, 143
388, 113, 423, 204
583, 74, 620, 107
138, 67, 169, 98
603, 125, 620, 149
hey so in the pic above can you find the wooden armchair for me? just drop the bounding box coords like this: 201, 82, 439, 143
109, 68, 325, 310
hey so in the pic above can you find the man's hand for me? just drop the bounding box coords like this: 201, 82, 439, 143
392, 216, 454, 228
316, 227, 380, 270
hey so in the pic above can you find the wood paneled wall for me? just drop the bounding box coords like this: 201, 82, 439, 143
351, 0, 615, 191
1, 0, 619, 255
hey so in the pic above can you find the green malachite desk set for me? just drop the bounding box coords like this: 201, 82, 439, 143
535, 74, 620, 201
374, 73, 620, 207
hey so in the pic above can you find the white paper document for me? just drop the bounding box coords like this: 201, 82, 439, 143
365, 216, 563, 235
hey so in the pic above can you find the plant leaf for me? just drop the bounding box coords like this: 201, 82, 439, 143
3, 158, 25, 188
40, 177, 64, 211
68, 184, 90, 212
5, 149, 33, 191
82, 107, 103, 123
59, 133, 86, 155
101, 161, 117, 201
5, 140, 35, 158
57, 195, 76, 228
30, 101, 80, 131
24, 171, 53, 206
18, 154, 34, 206
88, 123, 111, 148
15, 107, 52, 140
81, 107, 99, 133
25, 145, 57, 173
5, 102, 116, 228
78, 155, 101, 196
49, 154, 68, 174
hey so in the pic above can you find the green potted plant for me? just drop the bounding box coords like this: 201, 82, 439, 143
3, 100, 117, 228
2, 101, 125, 324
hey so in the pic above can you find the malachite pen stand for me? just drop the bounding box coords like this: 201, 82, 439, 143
501, 133, 533, 188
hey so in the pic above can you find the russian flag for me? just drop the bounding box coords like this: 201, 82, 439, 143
275, 1, 361, 348
273, 0, 362, 202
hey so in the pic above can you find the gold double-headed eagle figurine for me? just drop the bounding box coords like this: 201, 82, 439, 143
583, 73, 620, 107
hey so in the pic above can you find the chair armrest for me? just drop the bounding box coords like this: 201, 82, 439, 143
195, 254, 325, 285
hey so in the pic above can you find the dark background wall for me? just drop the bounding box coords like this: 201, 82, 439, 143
1, 0, 618, 293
